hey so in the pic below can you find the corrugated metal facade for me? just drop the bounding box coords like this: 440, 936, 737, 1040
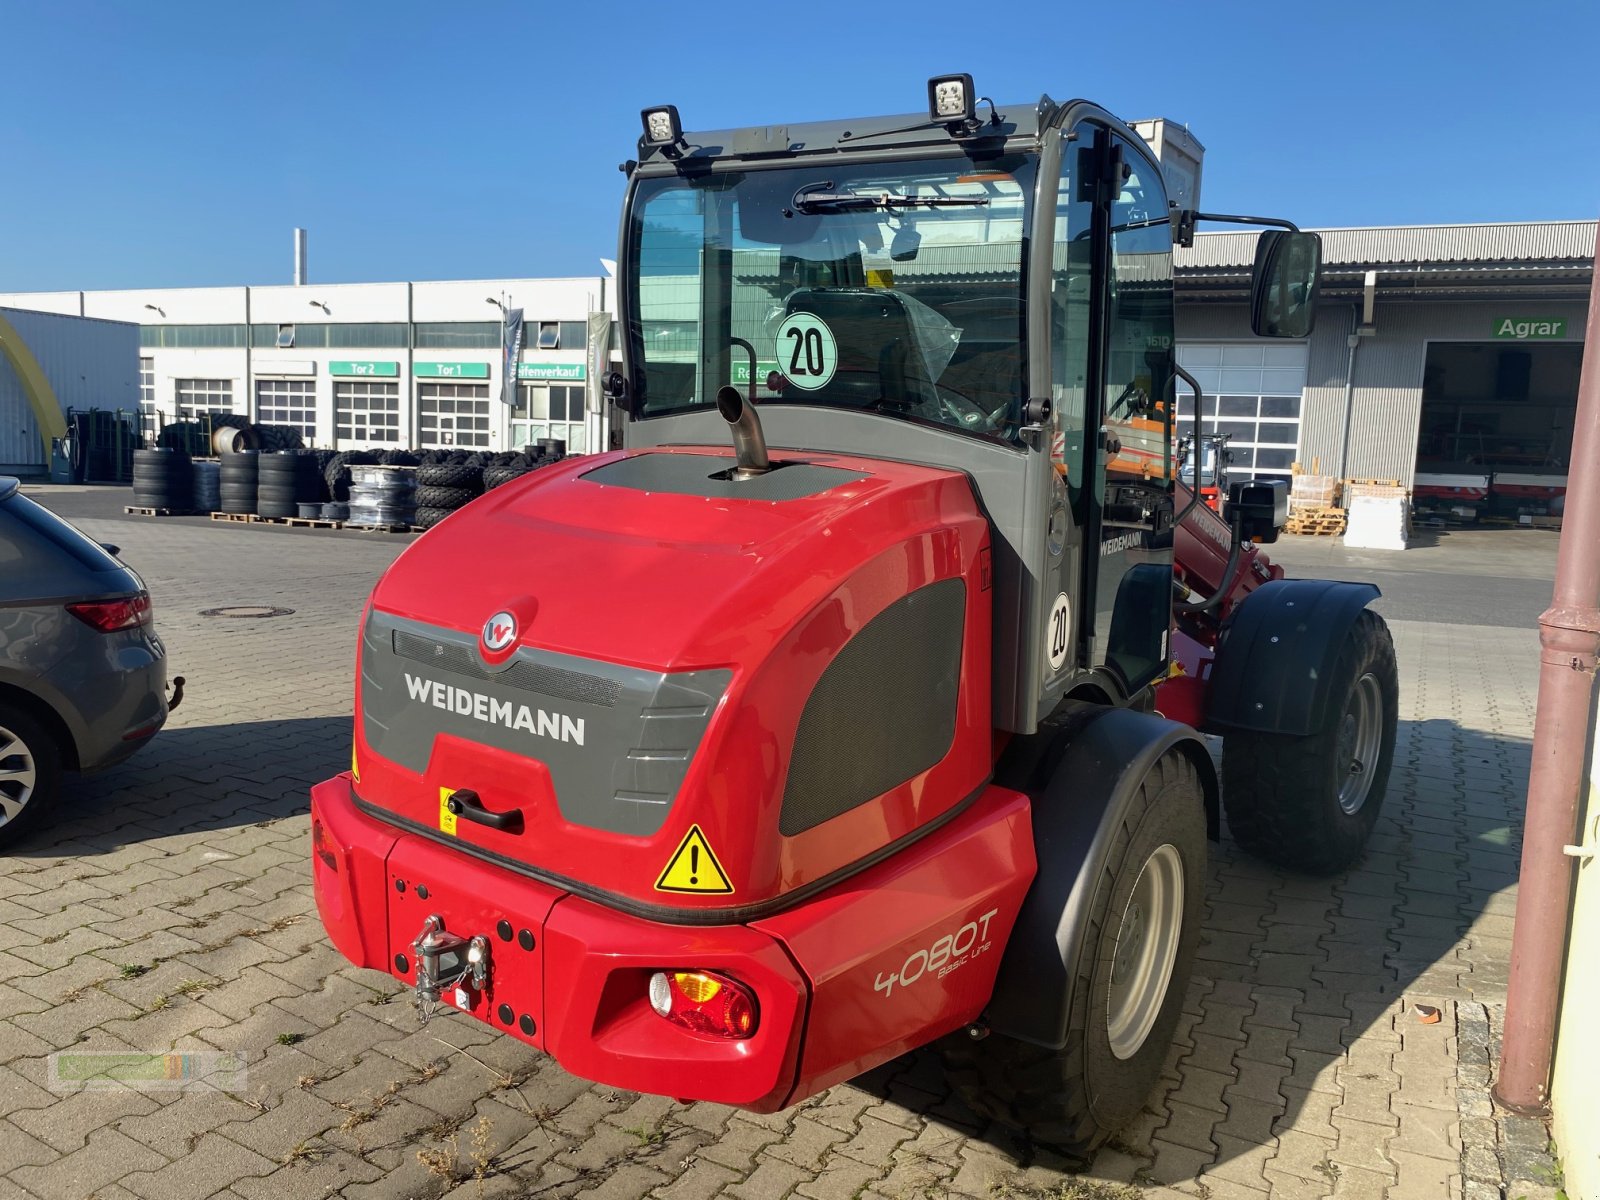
1178, 297, 1589, 487
1179, 221, 1599, 270
0, 307, 139, 473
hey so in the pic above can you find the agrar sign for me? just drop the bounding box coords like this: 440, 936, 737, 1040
1493, 317, 1567, 340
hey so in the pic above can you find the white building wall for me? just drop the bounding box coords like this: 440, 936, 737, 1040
0, 277, 617, 454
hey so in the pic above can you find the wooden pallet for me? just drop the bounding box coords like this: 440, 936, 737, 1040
124, 506, 190, 517
283, 517, 344, 529
1286, 506, 1347, 536
344, 522, 418, 534
209, 511, 253, 523
1343, 478, 1403, 489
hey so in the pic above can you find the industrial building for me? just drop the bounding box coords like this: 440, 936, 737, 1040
0, 306, 139, 477
1175, 220, 1594, 514
0, 221, 1591, 521
0, 275, 617, 472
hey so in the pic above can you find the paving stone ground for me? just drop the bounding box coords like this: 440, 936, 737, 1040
0, 494, 1553, 1199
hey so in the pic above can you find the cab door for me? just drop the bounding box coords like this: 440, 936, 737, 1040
1053, 122, 1176, 700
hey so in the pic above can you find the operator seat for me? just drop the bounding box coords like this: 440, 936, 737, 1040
782, 288, 939, 411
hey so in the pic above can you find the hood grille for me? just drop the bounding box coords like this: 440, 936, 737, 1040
392, 629, 621, 708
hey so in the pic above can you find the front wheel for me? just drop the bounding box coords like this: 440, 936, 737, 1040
940, 751, 1206, 1157
1221, 609, 1399, 875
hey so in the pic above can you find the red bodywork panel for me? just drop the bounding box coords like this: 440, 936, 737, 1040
312, 773, 1033, 1109
353, 446, 994, 915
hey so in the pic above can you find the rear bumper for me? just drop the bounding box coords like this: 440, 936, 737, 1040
311, 773, 1034, 1111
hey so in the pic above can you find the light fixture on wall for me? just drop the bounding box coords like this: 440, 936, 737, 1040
308, 300, 330, 314
143, 304, 165, 318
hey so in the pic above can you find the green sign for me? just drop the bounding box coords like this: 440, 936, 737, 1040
517, 361, 586, 382
414, 362, 489, 379
1494, 317, 1567, 340
329, 360, 398, 377
732, 360, 781, 385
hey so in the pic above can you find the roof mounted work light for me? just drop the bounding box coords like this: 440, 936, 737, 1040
928, 74, 976, 126
640, 105, 684, 151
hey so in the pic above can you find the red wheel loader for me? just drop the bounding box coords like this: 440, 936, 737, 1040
311, 78, 1399, 1155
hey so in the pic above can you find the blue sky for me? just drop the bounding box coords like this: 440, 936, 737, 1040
1, 0, 1596, 291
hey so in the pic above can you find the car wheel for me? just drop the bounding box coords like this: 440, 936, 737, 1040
0, 704, 65, 851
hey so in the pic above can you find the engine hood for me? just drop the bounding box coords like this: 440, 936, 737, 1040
370, 446, 972, 674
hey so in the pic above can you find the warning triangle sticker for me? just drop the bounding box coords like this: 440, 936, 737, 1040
654, 825, 734, 895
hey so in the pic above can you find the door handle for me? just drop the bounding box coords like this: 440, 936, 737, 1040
445, 789, 524, 834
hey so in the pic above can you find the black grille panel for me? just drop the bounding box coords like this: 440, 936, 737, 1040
392, 629, 620, 708
779, 578, 965, 836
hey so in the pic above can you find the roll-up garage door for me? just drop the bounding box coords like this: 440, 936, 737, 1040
1175, 343, 1309, 484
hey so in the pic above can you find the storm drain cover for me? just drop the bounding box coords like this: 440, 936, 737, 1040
199, 605, 295, 619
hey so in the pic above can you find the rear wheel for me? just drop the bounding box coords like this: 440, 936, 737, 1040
941, 751, 1205, 1157
0, 705, 64, 851
1221, 609, 1399, 875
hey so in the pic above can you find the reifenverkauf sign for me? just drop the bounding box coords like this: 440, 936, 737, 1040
517, 362, 586, 382
1493, 317, 1568, 340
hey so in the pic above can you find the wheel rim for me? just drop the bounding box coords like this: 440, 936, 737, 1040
1336, 672, 1384, 815
1106, 843, 1185, 1061
0, 723, 38, 826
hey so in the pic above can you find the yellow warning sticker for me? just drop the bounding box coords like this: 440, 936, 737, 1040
865, 267, 895, 289
654, 824, 734, 894
438, 788, 458, 837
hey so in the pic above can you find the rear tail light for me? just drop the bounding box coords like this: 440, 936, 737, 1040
312, 818, 339, 872
647, 970, 757, 1039
66, 591, 152, 632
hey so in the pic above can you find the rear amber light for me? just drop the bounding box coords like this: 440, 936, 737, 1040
647, 970, 757, 1039
312, 818, 339, 872
66, 591, 152, 632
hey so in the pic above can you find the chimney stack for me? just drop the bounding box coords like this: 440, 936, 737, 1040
293, 228, 307, 286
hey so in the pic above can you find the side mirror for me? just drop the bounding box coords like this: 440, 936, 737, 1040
1250, 230, 1322, 338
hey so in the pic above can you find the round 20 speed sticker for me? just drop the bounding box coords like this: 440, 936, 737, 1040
1047, 592, 1071, 673
775, 313, 838, 391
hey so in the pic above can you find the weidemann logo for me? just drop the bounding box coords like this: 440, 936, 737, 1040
404, 673, 585, 745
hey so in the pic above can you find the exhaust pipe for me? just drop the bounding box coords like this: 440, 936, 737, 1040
716, 386, 770, 479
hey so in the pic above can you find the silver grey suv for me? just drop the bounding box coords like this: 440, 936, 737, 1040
0, 478, 180, 848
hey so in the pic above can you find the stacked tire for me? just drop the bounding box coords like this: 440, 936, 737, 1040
348, 465, 416, 528
131, 449, 192, 513
219, 450, 260, 515
257, 451, 322, 520
414, 457, 484, 530
191, 460, 220, 513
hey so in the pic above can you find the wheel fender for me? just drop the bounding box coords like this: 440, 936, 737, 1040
985, 707, 1216, 1050
1203, 578, 1380, 737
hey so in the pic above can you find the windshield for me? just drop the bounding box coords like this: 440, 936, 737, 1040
628, 154, 1034, 443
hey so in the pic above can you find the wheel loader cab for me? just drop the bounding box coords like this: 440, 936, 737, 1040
621, 107, 1185, 730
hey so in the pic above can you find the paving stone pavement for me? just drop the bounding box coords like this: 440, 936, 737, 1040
0, 499, 1548, 1199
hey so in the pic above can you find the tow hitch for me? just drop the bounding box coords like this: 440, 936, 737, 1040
410, 915, 490, 1022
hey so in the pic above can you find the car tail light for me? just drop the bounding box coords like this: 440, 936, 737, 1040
66, 591, 152, 632
647, 970, 757, 1039
312, 818, 339, 873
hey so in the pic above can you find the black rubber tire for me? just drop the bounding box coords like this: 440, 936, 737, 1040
0, 703, 65, 852
131, 448, 192, 509
416, 462, 483, 490
939, 751, 1206, 1158
415, 506, 456, 530
1221, 609, 1399, 875
414, 485, 474, 511
483, 464, 531, 490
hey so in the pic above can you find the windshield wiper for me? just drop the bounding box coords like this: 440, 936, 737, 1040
790, 181, 990, 215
